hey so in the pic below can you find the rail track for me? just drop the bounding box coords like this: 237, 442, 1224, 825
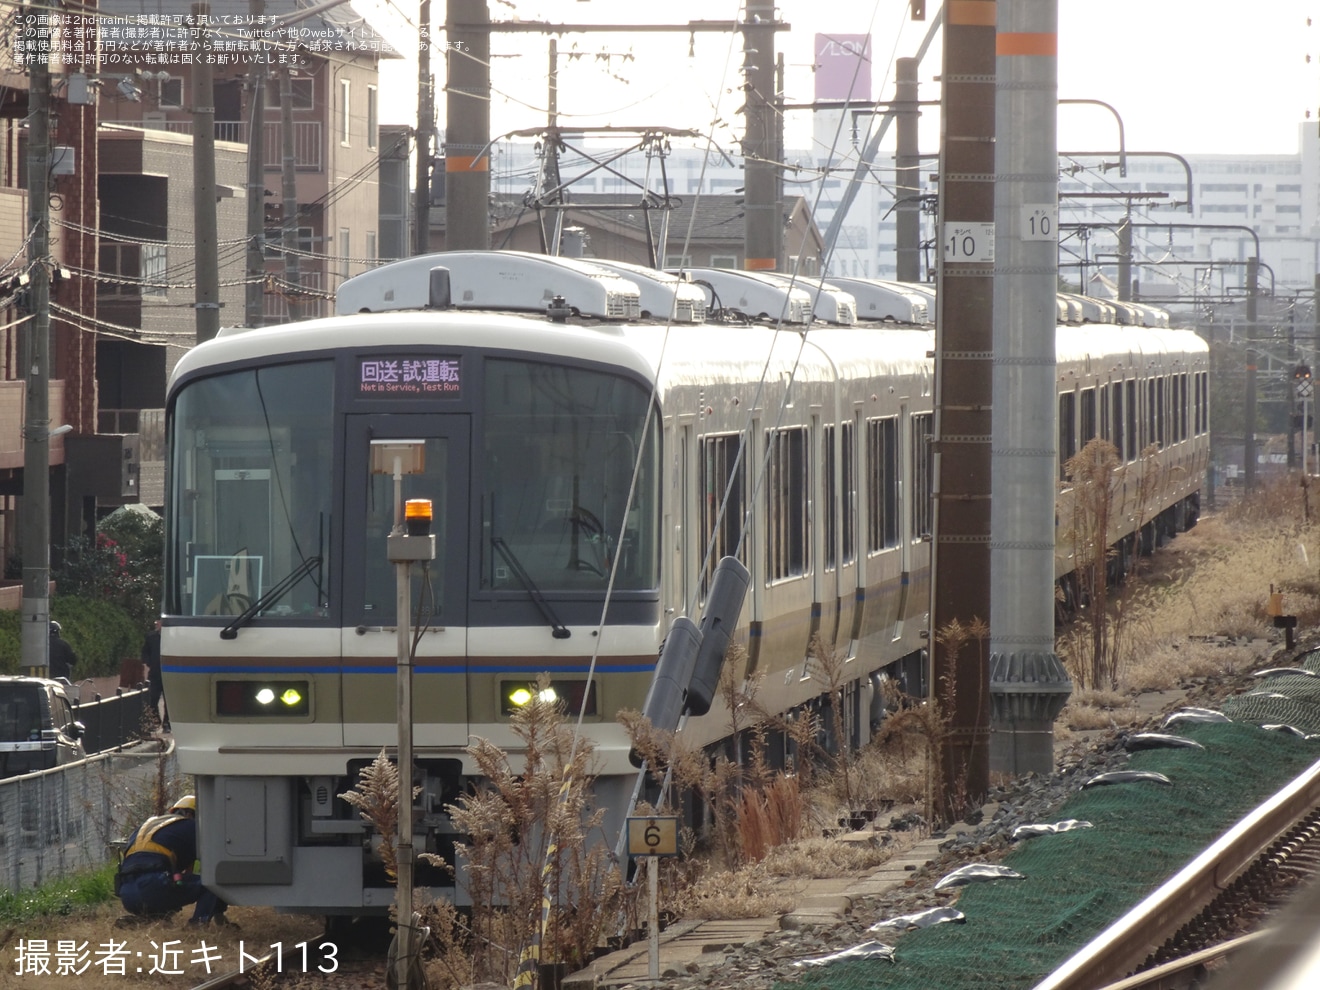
1035, 755, 1320, 990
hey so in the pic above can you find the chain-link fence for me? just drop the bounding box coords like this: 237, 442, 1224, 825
0, 743, 181, 893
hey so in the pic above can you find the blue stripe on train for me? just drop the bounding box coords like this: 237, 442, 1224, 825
164, 663, 654, 675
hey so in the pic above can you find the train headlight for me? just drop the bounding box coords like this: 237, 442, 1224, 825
216, 680, 311, 717
501, 680, 597, 717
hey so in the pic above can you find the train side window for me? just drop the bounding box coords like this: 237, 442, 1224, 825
1099, 386, 1111, 442
1080, 388, 1096, 443
1148, 379, 1159, 449
1124, 380, 1138, 461
821, 421, 855, 569
1112, 382, 1125, 461
1179, 373, 1189, 441
841, 421, 856, 565
910, 412, 933, 541
822, 426, 838, 571
766, 427, 808, 582
700, 432, 747, 600
1059, 392, 1076, 480
865, 417, 899, 552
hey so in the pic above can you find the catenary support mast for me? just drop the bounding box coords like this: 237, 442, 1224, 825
930, 0, 996, 808
989, 0, 1071, 775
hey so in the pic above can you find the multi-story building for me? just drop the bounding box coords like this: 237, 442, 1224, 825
1059, 136, 1317, 305
96, 0, 396, 325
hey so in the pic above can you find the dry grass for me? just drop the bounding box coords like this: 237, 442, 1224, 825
1060, 474, 1319, 728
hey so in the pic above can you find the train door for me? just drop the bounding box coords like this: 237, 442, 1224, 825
341, 415, 471, 746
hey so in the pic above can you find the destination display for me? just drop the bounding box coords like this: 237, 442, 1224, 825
356, 356, 462, 398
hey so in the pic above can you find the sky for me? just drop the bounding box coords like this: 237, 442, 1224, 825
351, 0, 1320, 161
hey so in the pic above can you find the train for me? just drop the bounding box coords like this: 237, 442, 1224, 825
160, 250, 1209, 914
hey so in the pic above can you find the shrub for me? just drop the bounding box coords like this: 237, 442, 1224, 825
0, 596, 142, 678
53, 596, 143, 678
54, 509, 162, 634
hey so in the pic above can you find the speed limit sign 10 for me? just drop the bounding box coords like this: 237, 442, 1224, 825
627, 816, 679, 857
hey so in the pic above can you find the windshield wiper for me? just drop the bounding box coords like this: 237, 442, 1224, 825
491, 537, 571, 639
221, 556, 324, 640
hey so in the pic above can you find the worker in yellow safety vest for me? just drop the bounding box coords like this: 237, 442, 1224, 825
116, 795, 229, 926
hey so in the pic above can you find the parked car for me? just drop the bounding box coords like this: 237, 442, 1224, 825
0, 676, 87, 779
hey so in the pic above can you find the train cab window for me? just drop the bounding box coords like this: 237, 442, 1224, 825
699, 433, 747, 600
167, 361, 335, 619
480, 360, 658, 594
865, 417, 898, 552
766, 428, 808, 582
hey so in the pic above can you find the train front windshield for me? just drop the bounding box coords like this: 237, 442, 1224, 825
480, 359, 657, 593
167, 361, 335, 619
166, 354, 659, 625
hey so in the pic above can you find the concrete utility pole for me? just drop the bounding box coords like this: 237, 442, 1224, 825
192, 3, 221, 343
280, 63, 301, 322
535, 39, 566, 254
445, 0, 491, 250
894, 57, 921, 282
988, 1, 1071, 776
930, 0, 995, 809
21, 9, 52, 675
741, 0, 779, 271
413, 0, 433, 256
245, 0, 266, 327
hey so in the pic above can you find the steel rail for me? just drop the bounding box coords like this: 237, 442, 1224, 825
1033, 756, 1320, 990
1091, 931, 1269, 990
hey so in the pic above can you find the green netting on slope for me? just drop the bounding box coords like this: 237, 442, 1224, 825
780, 723, 1320, 990
1220, 661, 1320, 733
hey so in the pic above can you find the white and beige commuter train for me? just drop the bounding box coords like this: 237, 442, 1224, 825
159, 251, 1208, 913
